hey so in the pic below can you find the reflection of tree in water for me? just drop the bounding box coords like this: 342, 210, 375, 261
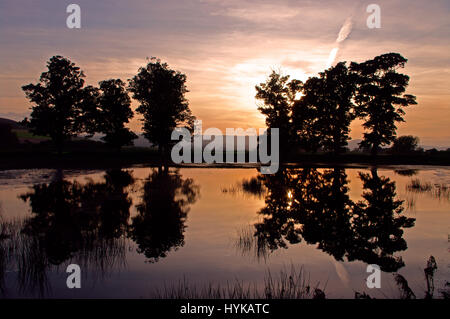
21, 169, 133, 264
294, 168, 355, 261
255, 169, 300, 250
350, 169, 415, 272
129, 168, 199, 263
1, 169, 133, 296
251, 168, 415, 272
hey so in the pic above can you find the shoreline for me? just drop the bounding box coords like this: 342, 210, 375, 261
0, 150, 449, 170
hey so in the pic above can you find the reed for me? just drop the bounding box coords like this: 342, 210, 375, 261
153, 265, 325, 299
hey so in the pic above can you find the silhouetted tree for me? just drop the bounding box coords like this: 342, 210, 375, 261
316, 63, 356, 154
350, 53, 417, 155
256, 71, 302, 159
293, 63, 356, 154
77, 85, 100, 136
129, 168, 199, 262
291, 77, 322, 152
128, 58, 195, 160
96, 79, 137, 150
390, 135, 419, 154
22, 56, 88, 154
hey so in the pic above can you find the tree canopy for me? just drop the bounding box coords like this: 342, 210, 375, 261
255, 71, 302, 158
292, 62, 356, 154
391, 135, 419, 154
20, 52, 417, 161
22, 56, 87, 153
96, 79, 137, 149
257, 53, 417, 157
22, 57, 139, 152
350, 53, 417, 155
128, 58, 195, 157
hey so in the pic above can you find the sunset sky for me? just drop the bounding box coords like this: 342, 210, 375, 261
1, 0, 449, 147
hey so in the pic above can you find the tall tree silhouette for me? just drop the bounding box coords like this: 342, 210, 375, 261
293, 63, 356, 154
350, 53, 417, 155
96, 79, 137, 150
129, 168, 199, 262
291, 77, 322, 152
128, 58, 195, 160
22, 56, 89, 154
77, 85, 100, 136
255, 71, 302, 159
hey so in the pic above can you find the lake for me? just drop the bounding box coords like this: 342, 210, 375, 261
0, 166, 449, 298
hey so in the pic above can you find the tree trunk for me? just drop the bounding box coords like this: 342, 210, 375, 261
371, 144, 379, 157
55, 138, 63, 156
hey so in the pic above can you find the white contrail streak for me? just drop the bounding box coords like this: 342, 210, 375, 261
336, 17, 353, 43
326, 47, 339, 68
326, 17, 353, 68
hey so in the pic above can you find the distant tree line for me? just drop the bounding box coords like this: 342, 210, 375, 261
22, 56, 194, 155
256, 53, 418, 157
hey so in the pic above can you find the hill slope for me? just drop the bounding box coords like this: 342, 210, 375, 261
0, 118, 24, 129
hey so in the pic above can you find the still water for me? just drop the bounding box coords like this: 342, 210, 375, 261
0, 166, 449, 298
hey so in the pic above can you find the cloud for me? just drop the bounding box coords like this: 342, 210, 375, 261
211, 4, 300, 22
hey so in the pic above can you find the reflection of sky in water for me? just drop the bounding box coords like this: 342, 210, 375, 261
0, 166, 449, 298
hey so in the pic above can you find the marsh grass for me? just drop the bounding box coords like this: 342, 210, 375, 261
221, 185, 240, 194
408, 179, 432, 191
221, 177, 267, 199
405, 196, 416, 210
356, 256, 448, 299
431, 183, 449, 201
235, 225, 270, 261
153, 265, 325, 299
0, 216, 127, 296
406, 179, 449, 202
241, 177, 266, 198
